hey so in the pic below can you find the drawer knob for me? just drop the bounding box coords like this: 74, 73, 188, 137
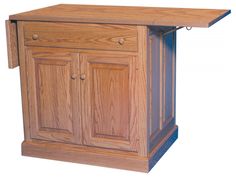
71, 74, 77, 80
118, 38, 125, 45
32, 34, 39, 40
80, 74, 86, 80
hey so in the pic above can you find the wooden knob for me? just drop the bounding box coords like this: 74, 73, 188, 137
118, 38, 125, 45
32, 34, 39, 40
80, 74, 86, 80
71, 74, 77, 80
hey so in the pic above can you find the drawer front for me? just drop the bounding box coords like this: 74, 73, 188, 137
24, 22, 138, 52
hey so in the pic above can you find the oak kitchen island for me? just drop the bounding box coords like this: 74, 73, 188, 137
5, 4, 230, 172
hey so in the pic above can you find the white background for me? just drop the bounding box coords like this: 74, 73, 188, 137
0, 0, 235, 176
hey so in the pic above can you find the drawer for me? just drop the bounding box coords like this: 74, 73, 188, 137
24, 22, 138, 52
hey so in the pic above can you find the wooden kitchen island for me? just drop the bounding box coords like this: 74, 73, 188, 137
6, 4, 230, 172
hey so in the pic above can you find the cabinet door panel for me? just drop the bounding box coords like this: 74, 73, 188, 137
26, 47, 81, 144
92, 63, 129, 140
81, 51, 138, 151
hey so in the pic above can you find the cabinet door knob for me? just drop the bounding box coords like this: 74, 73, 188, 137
32, 34, 39, 40
118, 38, 125, 45
80, 74, 86, 80
71, 74, 77, 80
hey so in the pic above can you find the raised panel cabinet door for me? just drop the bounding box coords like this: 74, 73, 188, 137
26, 47, 82, 144
80, 51, 138, 152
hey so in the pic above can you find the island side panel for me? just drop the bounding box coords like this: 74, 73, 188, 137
147, 26, 176, 152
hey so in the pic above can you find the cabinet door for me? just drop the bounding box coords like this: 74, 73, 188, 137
80, 51, 138, 151
26, 47, 82, 144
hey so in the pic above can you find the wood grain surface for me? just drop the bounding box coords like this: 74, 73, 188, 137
5, 20, 19, 68
21, 125, 178, 172
9, 4, 230, 27
137, 26, 149, 156
148, 29, 161, 137
6, 9, 186, 170
17, 21, 31, 140
80, 51, 138, 151
163, 29, 176, 128
147, 27, 177, 152
22, 139, 148, 172
26, 47, 82, 144
24, 22, 137, 51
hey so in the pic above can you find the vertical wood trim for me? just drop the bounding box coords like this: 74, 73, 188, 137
137, 26, 148, 156
71, 52, 83, 144
6, 20, 19, 68
80, 53, 87, 145
17, 21, 31, 140
172, 32, 176, 118
25, 48, 37, 138
130, 55, 140, 151
162, 34, 166, 127
148, 34, 153, 136
159, 34, 164, 130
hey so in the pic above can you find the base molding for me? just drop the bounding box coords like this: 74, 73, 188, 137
22, 126, 178, 172
149, 125, 178, 171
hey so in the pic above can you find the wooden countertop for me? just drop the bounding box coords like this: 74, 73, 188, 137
9, 4, 230, 27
